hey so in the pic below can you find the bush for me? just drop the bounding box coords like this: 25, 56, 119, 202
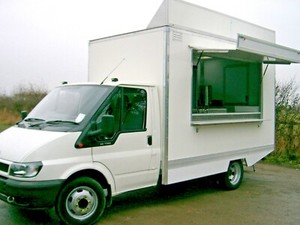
267, 78, 300, 167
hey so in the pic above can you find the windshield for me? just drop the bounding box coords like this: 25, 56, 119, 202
20, 85, 114, 131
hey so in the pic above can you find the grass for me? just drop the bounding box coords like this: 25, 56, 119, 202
0, 109, 20, 131
265, 153, 300, 169
0, 124, 11, 132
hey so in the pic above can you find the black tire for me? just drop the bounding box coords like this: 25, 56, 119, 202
56, 177, 106, 225
221, 160, 244, 190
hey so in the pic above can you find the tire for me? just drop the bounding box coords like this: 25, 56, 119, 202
221, 160, 244, 190
56, 177, 106, 225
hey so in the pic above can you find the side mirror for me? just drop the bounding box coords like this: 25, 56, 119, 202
88, 115, 115, 138
98, 115, 115, 137
21, 111, 27, 120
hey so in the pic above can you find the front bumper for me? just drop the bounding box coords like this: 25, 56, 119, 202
0, 175, 64, 208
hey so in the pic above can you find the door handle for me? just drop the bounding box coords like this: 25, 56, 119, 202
147, 135, 152, 146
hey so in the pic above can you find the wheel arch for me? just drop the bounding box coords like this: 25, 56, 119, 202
229, 158, 245, 166
59, 167, 115, 207
222, 159, 244, 190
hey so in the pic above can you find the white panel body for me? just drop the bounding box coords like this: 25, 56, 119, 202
88, 1, 299, 186
88, 25, 278, 185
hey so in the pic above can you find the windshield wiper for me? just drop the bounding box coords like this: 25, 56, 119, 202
26, 119, 79, 128
24, 118, 45, 122
45, 120, 79, 125
24, 118, 46, 128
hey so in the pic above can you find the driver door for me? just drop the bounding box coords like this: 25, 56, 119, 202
91, 86, 158, 193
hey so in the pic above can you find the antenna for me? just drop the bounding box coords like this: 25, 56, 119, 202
100, 58, 125, 84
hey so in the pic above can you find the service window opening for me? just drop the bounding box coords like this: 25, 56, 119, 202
191, 49, 262, 124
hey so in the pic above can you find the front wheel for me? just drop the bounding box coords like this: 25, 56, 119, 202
56, 177, 106, 225
221, 160, 244, 190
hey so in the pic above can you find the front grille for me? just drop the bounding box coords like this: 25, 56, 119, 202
0, 162, 9, 173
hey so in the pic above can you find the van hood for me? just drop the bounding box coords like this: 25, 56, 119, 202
0, 126, 80, 162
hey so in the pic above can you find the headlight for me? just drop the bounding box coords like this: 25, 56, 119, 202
9, 161, 43, 178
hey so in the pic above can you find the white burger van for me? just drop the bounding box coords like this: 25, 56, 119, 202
0, 1, 299, 224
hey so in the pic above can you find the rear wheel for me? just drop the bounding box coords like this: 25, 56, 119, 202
221, 160, 244, 190
56, 177, 106, 225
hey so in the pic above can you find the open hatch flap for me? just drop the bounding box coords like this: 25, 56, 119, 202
192, 34, 300, 64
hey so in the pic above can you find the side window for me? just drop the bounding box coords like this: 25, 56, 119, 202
191, 49, 262, 124
121, 88, 147, 131
94, 87, 147, 142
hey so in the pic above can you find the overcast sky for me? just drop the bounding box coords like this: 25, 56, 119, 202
1, 0, 300, 94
